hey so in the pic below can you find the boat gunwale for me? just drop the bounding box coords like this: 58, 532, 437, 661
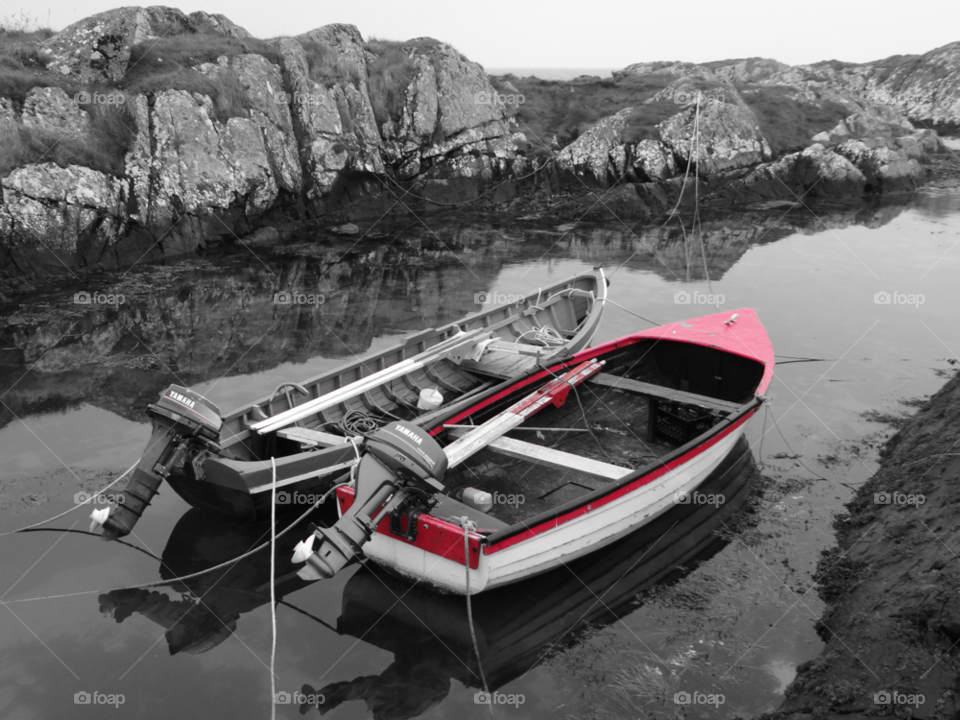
216, 269, 604, 447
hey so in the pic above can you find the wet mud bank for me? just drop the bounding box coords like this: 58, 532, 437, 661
770, 367, 960, 719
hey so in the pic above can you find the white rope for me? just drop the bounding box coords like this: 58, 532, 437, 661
601, 299, 660, 327
270, 457, 277, 720
4, 481, 350, 604
459, 516, 489, 699
516, 325, 565, 347
691, 95, 718, 310
1, 460, 140, 537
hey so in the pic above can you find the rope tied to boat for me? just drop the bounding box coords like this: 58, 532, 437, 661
270, 456, 278, 720
0, 460, 140, 538
458, 516, 490, 702
4, 481, 351, 604
516, 324, 566, 347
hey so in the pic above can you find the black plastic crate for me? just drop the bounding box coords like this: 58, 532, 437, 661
653, 401, 715, 445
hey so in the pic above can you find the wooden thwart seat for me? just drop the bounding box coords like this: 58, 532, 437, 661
588, 373, 741, 414
277, 426, 348, 448
447, 428, 630, 481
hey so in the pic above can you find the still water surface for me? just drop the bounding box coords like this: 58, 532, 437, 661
1, 190, 959, 719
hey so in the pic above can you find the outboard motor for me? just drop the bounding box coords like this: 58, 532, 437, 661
295, 422, 448, 580
100, 385, 223, 541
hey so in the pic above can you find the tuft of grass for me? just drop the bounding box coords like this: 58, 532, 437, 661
364, 39, 417, 127
125, 32, 281, 72
740, 84, 852, 154
300, 40, 361, 88
0, 22, 58, 104
121, 66, 249, 123
621, 101, 679, 144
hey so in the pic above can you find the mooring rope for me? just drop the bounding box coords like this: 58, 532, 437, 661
3, 482, 350, 604
0, 460, 140, 537
270, 457, 278, 720
600, 298, 660, 327
459, 516, 490, 701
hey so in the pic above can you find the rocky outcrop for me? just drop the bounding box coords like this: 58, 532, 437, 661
41, 6, 249, 82
0, 9, 525, 276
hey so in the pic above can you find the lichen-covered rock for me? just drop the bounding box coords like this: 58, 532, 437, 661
732, 144, 866, 201
834, 139, 925, 192
21, 87, 90, 137
556, 108, 633, 185
632, 139, 677, 181
42, 6, 250, 82
658, 89, 771, 174
0, 163, 127, 257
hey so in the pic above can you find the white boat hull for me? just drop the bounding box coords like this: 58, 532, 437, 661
355, 418, 751, 595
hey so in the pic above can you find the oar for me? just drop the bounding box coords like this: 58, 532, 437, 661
251, 328, 491, 434
443, 358, 605, 468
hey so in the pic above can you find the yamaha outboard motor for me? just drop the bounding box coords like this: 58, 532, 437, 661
295, 422, 448, 580
100, 385, 223, 541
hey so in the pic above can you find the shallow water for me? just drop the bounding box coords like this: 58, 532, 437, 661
1, 190, 959, 719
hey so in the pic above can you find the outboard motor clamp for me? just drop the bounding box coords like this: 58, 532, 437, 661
296, 422, 448, 581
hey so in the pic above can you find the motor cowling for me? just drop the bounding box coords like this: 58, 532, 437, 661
101, 386, 223, 541
295, 422, 447, 580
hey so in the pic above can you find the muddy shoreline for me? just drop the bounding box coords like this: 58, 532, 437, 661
768, 366, 960, 719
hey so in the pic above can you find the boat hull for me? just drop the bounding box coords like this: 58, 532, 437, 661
353, 411, 755, 594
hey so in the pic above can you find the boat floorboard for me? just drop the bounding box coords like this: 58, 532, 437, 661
441, 382, 679, 524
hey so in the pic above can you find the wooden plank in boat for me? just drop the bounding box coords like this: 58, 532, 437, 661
588, 373, 741, 414
458, 349, 538, 379
447, 429, 630, 481
277, 426, 347, 448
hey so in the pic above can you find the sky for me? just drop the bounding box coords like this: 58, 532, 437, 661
7, 0, 960, 70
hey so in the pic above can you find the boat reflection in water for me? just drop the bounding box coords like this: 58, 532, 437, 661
98, 436, 757, 717
97, 508, 325, 656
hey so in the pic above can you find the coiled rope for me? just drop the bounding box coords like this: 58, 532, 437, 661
459, 516, 489, 699
516, 324, 566, 347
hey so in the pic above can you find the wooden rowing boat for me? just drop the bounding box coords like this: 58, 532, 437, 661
99, 269, 607, 539
307, 307, 773, 594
